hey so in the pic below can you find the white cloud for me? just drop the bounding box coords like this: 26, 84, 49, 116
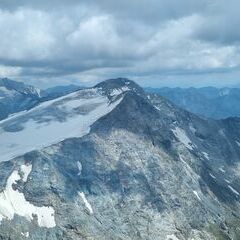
0, 0, 240, 87
0, 65, 21, 77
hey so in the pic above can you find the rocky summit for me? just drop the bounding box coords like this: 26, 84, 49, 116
0, 78, 240, 239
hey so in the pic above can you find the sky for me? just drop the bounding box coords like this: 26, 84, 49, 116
0, 0, 240, 88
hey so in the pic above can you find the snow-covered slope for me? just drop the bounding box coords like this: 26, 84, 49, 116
0, 87, 122, 162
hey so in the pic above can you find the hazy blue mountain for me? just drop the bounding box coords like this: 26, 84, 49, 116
146, 87, 240, 119
44, 84, 83, 99
1, 78, 240, 239
0, 78, 42, 120
0, 79, 84, 121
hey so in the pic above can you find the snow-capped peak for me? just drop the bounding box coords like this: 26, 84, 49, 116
0, 78, 42, 98
94, 78, 145, 99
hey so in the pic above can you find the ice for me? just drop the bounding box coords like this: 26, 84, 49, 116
193, 191, 201, 201
0, 91, 122, 162
78, 192, 93, 214
228, 185, 240, 196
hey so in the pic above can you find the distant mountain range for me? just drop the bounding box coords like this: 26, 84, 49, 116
0, 78, 83, 120
3, 77, 240, 121
146, 87, 240, 119
44, 84, 84, 99
1, 78, 240, 239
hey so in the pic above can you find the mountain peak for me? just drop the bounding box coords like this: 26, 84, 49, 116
0, 78, 41, 98
94, 78, 144, 99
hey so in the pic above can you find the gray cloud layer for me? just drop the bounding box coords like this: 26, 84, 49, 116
0, 0, 239, 87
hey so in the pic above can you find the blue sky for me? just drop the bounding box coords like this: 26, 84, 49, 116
0, 0, 240, 88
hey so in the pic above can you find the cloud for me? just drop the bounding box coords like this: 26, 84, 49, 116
0, 0, 240, 87
193, 0, 240, 44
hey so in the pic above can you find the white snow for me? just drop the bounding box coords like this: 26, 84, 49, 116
172, 127, 194, 150
228, 185, 240, 196
189, 125, 196, 134
202, 152, 209, 160
109, 86, 130, 97
0, 164, 56, 228
219, 167, 225, 173
21, 232, 29, 238
35, 88, 41, 98
209, 173, 216, 179
77, 161, 82, 176
236, 141, 240, 147
20, 164, 32, 182
225, 179, 231, 184
0, 91, 122, 162
193, 191, 201, 201
78, 192, 93, 214
218, 129, 225, 137
166, 234, 180, 240
219, 88, 230, 96
0, 89, 84, 125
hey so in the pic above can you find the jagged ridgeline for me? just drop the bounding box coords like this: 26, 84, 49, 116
0, 78, 240, 239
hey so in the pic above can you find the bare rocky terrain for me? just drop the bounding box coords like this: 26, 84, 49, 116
0, 78, 240, 239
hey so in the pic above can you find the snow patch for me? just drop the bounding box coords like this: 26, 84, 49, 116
109, 86, 130, 97
202, 152, 209, 160
209, 173, 216, 179
78, 192, 93, 214
0, 164, 56, 228
21, 232, 29, 238
228, 185, 240, 196
219, 167, 225, 173
189, 125, 196, 134
166, 234, 180, 240
225, 179, 231, 184
77, 161, 82, 176
193, 191, 201, 201
218, 129, 225, 137
219, 88, 230, 96
236, 141, 240, 147
20, 164, 32, 182
172, 127, 194, 150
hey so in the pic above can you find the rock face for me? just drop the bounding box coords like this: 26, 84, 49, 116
146, 86, 240, 119
1, 78, 240, 239
0, 78, 42, 120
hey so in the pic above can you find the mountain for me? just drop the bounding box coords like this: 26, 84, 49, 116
44, 85, 83, 99
0, 78, 43, 120
146, 87, 240, 119
1, 78, 240, 239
